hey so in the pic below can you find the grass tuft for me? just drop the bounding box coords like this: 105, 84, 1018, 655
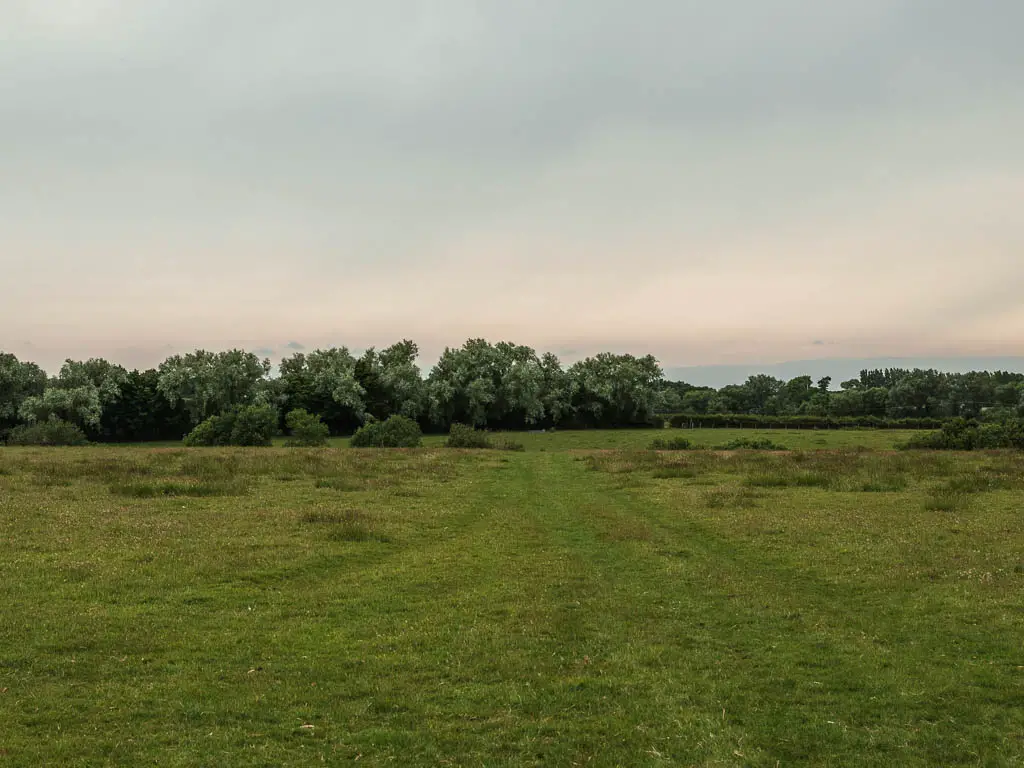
944, 473, 1012, 494
717, 437, 789, 451
856, 473, 909, 492
110, 479, 249, 498
494, 438, 526, 452
924, 489, 970, 513
301, 509, 386, 542
649, 437, 694, 451
651, 466, 698, 479
702, 487, 763, 508
314, 476, 365, 492
744, 469, 831, 488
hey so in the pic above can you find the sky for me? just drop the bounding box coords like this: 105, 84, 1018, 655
3, 1, 1023, 375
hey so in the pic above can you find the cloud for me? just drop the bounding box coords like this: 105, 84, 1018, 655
2, 1, 1023, 372
284, 341, 305, 351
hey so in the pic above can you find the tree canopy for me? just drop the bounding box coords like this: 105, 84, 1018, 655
3, 345, 1024, 445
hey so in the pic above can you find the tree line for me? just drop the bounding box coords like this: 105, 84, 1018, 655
661, 368, 1024, 421
0, 340, 662, 443
3, 342, 1024, 444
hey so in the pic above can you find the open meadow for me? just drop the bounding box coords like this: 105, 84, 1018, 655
352, 427, 924, 452
1, 433, 1023, 765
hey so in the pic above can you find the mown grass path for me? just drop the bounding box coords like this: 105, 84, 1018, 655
1, 447, 1022, 765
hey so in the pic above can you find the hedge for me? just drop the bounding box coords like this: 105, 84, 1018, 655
665, 414, 945, 430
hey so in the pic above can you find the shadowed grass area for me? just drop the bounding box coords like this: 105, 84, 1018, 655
0, 443, 1022, 765
300, 508, 386, 543
331, 427, 926, 451
701, 486, 764, 508
109, 479, 250, 498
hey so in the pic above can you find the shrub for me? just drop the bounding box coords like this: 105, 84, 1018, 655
668, 413, 947, 430
902, 419, 973, 450
445, 423, 492, 449
229, 404, 279, 446
717, 437, 788, 451
649, 436, 693, 451
900, 419, 1024, 451
350, 415, 423, 448
183, 404, 278, 447
977, 422, 1024, 449
182, 417, 222, 447
284, 409, 330, 447
6, 418, 89, 446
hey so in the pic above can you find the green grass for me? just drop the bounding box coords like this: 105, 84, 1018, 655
1, 439, 1022, 765
140, 426, 925, 452
418, 427, 925, 451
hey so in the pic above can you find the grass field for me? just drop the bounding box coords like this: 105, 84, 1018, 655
1, 436, 1023, 765
352, 427, 925, 452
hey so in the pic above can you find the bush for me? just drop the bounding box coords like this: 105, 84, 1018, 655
649, 436, 693, 451
183, 404, 278, 447
900, 418, 1024, 451
182, 417, 222, 447
228, 404, 278, 446
667, 413, 947, 430
6, 418, 89, 446
445, 423, 492, 449
284, 409, 330, 447
717, 437, 788, 451
350, 415, 423, 448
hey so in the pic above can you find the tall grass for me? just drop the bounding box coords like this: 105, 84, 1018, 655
109, 479, 249, 498
300, 508, 386, 542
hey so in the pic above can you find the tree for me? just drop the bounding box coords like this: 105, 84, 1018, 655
0, 353, 47, 432
885, 370, 945, 418
63, 359, 130, 439
567, 353, 663, 427
158, 350, 270, 426
284, 409, 330, 447
538, 352, 575, 426
355, 340, 427, 421
17, 359, 126, 430
427, 339, 557, 429
679, 388, 716, 414
278, 348, 366, 434
19, 384, 101, 428
712, 384, 749, 414
777, 376, 814, 414
98, 368, 192, 442
828, 389, 862, 417
657, 380, 695, 413
743, 374, 785, 415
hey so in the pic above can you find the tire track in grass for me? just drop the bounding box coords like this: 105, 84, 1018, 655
476, 453, 759, 765
577, 462, 1024, 766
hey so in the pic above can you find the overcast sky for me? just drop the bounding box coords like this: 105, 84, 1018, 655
3, 1, 1023, 373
